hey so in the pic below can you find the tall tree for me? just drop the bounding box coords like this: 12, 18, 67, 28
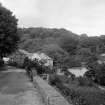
41, 44, 70, 68
60, 36, 79, 55
0, 4, 19, 60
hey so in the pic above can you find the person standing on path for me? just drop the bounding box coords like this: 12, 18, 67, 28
23, 57, 33, 82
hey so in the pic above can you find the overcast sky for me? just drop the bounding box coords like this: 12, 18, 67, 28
1, 0, 105, 36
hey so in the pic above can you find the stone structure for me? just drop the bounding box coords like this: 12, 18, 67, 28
33, 76, 71, 105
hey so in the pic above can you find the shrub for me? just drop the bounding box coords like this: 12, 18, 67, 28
77, 77, 95, 87
49, 74, 61, 85
57, 75, 69, 83
72, 96, 89, 105
8, 60, 24, 68
0, 59, 4, 67
0, 59, 6, 71
49, 74, 105, 105
54, 79, 89, 105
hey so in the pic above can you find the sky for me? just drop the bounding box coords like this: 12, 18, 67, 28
0, 0, 105, 36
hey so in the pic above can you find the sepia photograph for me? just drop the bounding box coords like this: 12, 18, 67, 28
0, 0, 105, 105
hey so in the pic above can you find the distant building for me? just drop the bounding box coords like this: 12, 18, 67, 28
18, 49, 53, 69
68, 67, 88, 77
30, 52, 53, 69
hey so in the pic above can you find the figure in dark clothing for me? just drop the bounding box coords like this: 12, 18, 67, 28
27, 65, 33, 82
23, 57, 29, 69
24, 57, 33, 82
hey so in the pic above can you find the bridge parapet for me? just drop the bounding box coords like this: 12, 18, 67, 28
33, 76, 71, 105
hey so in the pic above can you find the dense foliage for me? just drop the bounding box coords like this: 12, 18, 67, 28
85, 63, 105, 86
0, 4, 19, 59
49, 74, 105, 105
18, 27, 105, 68
8, 51, 26, 68
18, 27, 105, 86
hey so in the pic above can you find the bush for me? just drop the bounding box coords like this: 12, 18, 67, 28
0, 59, 4, 67
49, 74, 105, 105
54, 78, 89, 105
86, 62, 105, 86
57, 75, 69, 83
0, 59, 6, 71
8, 60, 24, 68
49, 74, 88, 105
49, 74, 61, 85
72, 96, 89, 105
77, 77, 95, 87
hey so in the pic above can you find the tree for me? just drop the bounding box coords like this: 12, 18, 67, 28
0, 4, 19, 60
85, 62, 105, 86
77, 48, 92, 62
95, 64, 105, 85
98, 35, 105, 53
79, 36, 100, 54
41, 44, 70, 68
60, 36, 79, 55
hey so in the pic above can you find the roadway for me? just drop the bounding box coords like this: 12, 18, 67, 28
0, 67, 44, 105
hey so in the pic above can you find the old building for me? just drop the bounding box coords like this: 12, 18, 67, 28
31, 52, 53, 69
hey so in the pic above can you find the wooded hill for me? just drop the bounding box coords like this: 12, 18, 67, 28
18, 27, 105, 68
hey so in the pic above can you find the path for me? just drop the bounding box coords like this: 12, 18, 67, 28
0, 68, 44, 105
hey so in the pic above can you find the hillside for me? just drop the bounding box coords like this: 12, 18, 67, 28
18, 27, 105, 68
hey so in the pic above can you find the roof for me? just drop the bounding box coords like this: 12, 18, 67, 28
31, 53, 41, 60
31, 52, 52, 60
40, 53, 52, 60
18, 49, 52, 61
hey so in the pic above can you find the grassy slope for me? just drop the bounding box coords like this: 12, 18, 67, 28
58, 75, 105, 105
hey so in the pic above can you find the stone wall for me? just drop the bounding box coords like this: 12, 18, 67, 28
33, 76, 71, 105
